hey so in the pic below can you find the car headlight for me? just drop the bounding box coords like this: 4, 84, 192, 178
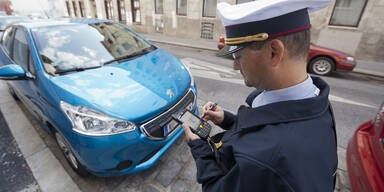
346, 56, 354, 61
60, 101, 136, 136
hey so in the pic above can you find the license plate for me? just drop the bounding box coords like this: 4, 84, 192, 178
164, 119, 180, 136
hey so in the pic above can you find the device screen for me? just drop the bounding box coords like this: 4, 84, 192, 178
180, 111, 201, 130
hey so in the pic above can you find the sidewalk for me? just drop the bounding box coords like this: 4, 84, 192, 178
0, 81, 81, 192
143, 33, 384, 78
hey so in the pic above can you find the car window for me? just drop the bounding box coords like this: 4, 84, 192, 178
29, 51, 35, 75
32, 22, 153, 76
2, 27, 14, 55
12, 28, 29, 70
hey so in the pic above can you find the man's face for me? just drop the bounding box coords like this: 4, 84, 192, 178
233, 44, 271, 89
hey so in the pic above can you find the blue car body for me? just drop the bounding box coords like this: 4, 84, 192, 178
0, 19, 197, 176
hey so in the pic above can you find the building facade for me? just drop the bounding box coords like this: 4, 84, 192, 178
65, 0, 384, 62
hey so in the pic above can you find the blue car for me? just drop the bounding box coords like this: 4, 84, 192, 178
0, 19, 197, 176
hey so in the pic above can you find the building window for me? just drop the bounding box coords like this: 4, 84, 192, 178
155, 0, 163, 14
329, 0, 367, 27
79, 1, 85, 17
203, 0, 216, 17
66, 1, 71, 16
72, 1, 78, 17
131, 0, 141, 23
105, 0, 114, 20
118, 0, 126, 23
177, 0, 187, 16
90, 0, 98, 18
236, 0, 254, 4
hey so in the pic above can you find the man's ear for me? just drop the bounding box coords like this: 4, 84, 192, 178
269, 39, 285, 68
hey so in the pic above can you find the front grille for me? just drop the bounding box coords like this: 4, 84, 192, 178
140, 89, 195, 140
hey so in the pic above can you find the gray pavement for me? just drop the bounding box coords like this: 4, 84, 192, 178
142, 33, 384, 78
0, 109, 40, 192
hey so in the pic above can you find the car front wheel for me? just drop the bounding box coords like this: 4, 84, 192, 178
55, 131, 89, 176
308, 56, 335, 76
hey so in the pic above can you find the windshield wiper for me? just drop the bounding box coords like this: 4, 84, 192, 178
103, 46, 156, 65
55, 65, 101, 75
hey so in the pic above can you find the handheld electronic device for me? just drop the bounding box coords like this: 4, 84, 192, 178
172, 110, 212, 139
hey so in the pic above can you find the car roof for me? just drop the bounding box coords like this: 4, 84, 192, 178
15, 18, 111, 29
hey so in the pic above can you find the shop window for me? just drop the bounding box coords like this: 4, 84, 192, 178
177, 0, 187, 16
131, 0, 141, 23
329, 0, 367, 27
155, 0, 163, 14
203, 0, 216, 17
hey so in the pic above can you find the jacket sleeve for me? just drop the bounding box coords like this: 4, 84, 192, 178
188, 140, 290, 192
217, 110, 236, 130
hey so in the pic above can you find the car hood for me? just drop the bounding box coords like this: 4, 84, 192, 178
50, 49, 191, 123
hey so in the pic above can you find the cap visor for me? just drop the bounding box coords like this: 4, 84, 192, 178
218, 45, 243, 57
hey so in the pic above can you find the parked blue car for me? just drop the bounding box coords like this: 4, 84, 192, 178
0, 19, 197, 176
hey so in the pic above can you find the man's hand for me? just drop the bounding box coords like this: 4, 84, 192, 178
202, 102, 224, 125
182, 123, 200, 141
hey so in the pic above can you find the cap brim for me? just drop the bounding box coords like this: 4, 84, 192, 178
218, 45, 244, 57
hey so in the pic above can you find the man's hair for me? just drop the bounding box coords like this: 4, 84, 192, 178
248, 28, 311, 60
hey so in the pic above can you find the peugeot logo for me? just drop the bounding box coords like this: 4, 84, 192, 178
166, 89, 175, 99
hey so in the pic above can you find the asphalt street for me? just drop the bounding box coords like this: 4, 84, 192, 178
155, 42, 384, 149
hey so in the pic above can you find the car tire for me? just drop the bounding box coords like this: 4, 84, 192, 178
8, 85, 19, 101
54, 130, 89, 177
308, 56, 335, 76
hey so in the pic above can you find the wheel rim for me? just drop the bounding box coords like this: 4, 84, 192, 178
312, 59, 332, 75
55, 132, 78, 169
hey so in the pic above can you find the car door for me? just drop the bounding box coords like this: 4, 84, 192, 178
7, 27, 45, 122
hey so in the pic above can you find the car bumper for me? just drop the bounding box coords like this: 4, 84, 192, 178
337, 61, 356, 71
66, 101, 198, 177
346, 121, 384, 192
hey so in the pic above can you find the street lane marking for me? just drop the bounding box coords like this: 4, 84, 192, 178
181, 58, 377, 109
328, 95, 375, 108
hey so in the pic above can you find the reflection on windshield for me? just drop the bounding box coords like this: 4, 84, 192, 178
0, 17, 29, 30
32, 22, 153, 76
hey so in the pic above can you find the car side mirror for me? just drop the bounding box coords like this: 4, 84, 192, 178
0, 64, 26, 80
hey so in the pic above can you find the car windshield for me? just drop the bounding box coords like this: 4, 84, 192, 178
0, 17, 29, 30
32, 22, 153, 76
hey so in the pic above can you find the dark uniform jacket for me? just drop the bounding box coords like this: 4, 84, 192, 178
188, 77, 338, 192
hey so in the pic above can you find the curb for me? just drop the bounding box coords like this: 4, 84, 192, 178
0, 81, 81, 192
352, 68, 384, 78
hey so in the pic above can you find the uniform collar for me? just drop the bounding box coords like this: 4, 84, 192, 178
251, 75, 319, 108
238, 77, 330, 130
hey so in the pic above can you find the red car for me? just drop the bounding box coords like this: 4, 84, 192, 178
218, 34, 356, 76
347, 102, 384, 192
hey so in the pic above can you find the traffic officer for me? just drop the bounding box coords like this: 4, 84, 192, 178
182, 0, 338, 191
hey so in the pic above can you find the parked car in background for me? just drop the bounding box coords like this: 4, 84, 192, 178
347, 101, 384, 192
218, 34, 356, 76
0, 16, 30, 36
0, 19, 197, 177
